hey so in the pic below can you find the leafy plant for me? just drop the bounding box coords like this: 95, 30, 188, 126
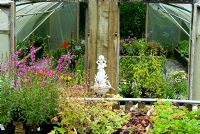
149, 101, 200, 134
178, 40, 189, 57
5, 47, 63, 127
52, 89, 130, 134
17, 35, 49, 59
165, 70, 188, 99
120, 52, 167, 98
19, 73, 60, 126
120, 39, 161, 56
132, 55, 167, 98
49, 39, 85, 71
0, 72, 14, 127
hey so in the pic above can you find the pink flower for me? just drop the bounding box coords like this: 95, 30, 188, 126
57, 57, 63, 72
30, 46, 36, 65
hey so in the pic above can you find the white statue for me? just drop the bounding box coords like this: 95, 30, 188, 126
92, 55, 111, 95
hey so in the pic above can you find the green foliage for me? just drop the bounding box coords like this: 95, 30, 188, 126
120, 39, 161, 56
178, 40, 189, 57
17, 35, 49, 59
88, 108, 129, 134
48, 39, 85, 70
149, 101, 200, 134
120, 39, 188, 98
120, 3, 146, 38
75, 57, 85, 85
53, 92, 130, 134
120, 49, 167, 98
119, 57, 141, 97
120, 56, 188, 98
0, 73, 14, 126
132, 55, 167, 98
18, 71, 60, 126
160, 70, 188, 99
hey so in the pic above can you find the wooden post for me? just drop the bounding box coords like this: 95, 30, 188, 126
86, 0, 119, 94
87, 0, 98, 87
190, 3, 200, 100
108, 0, 120, 93
0, 1, 15, 63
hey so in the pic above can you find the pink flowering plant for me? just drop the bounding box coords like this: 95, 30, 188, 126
0, 46, 72, 127
16, 47, 65, 127
0, 67, 15, 128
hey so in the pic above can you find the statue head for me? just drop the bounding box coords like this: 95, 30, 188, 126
98, 55, 105, 62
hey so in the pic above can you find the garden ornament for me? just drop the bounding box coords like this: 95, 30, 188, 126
91, 55, 111, 95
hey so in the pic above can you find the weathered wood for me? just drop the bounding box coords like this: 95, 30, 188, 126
87, 0, 97, 86
10, 2, 15, 57
86, 0, 119, 93
125, 101, 133, 111
190, 3, 200, 100
0, 2, 15, 63
96, 0, 109, 59
108, 0, 119, 93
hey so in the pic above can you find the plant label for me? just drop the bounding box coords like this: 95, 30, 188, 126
0, 124, 5, 130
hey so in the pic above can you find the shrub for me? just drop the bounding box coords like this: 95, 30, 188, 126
149, 101, 200, 134
51, 89, 130, 134
120, 53, 167, 98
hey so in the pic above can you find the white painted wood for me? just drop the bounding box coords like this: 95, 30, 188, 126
190, 3, 200, 100
0, 2, 15, 64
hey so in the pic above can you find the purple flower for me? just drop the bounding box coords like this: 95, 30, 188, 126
32, 65, 41, 71
30, 46, 36, 65
64, 52, 71, 62
57, 57, 63, 72
45, 70, 53, 77
12, 49, 21, 61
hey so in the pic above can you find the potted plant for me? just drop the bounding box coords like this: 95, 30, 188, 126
50, 88, 130, 134
18, 66, 60, 134
0, 72, 15, 134
10, 47, 61, 134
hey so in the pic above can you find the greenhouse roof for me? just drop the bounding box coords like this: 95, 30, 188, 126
16, 2, 61, 40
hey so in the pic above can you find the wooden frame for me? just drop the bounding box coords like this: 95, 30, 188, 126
189, 2, 200, 100
6, 0, 200, 99
0, 1, 15, 62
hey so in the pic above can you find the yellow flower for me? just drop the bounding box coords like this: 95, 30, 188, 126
64, 76, 72, 81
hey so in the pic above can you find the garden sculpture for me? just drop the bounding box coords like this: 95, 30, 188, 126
91, 55, 111, 95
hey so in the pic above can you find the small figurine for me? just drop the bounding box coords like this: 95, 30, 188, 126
95, 55, 107, 85
92, 55, 111, 95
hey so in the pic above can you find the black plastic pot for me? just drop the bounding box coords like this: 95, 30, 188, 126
24, 125, 45, 134
0, 124, 15, 134
41, 123, 56, 134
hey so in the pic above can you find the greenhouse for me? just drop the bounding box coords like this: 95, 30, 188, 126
0, 0, 200, 133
